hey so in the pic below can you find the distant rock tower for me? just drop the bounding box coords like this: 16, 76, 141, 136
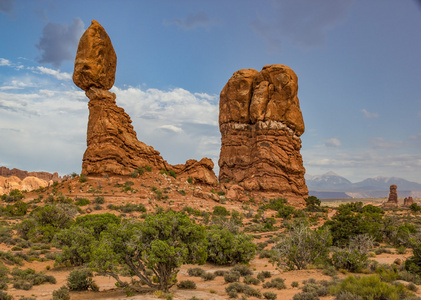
218, 65, 308, 204
404, 196, 414, 206
384, 184, 399, 207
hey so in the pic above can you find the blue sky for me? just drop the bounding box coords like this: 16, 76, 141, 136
0, 0, 420, 183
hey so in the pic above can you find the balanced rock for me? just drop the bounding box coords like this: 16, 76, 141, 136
219, 65, 308, 203
387, 184, 398, 204
74, 20, 217, 185
73, 20, 117, 91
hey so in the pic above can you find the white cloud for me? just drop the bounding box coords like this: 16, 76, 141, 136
324, 137, 341, 147
367, 137, 403, 149
0, 58, 11, 66
361, 108, 378, 118
36, 66, 72, 81
159, 125, 184, 133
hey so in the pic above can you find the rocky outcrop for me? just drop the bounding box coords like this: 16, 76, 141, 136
0, 166, 60, 181
0, 176, 49, 194
384, 184, 399, 207
219, 65, 308, 203
74, 20, 217, 185
404, 196, 414, 206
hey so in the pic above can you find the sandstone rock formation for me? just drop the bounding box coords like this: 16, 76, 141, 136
384, 184, 399, 207
219, 65, 308, 203
0, 166, 60, 181
0, 176, 49, 195
74, 20, 217, 185
404, 196, 414, 206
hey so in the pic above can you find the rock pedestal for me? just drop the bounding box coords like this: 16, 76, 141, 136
73, 20, 217, 185
384, 184, 399, 207
218, 65, 308, 203
404, 196, 414, 206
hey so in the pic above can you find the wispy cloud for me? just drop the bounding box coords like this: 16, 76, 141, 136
250, 0, 354, 52
367, 137, 404, 149
165, 12, 218, 30
0, 58, 12, 66
36, 18, 84, 68
35, 66, 72, 81
361, 108, 378, 118
324, 137, 341, 147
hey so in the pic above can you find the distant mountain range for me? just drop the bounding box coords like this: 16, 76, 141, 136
306, 171, 421, 199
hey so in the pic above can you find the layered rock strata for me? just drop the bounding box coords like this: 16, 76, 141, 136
219, 65, 308, 203
73, 20, 217, 185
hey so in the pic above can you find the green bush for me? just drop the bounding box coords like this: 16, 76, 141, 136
187, 267, 205, 277
201, 272, 216, 281
224, 271, 241, 283
52, 286, 70, 300
168, 170, 177, 179
1, 201, 29, 216
323, 202, 384, 246
274, 224, 332, 270
263, 291, 277, 300
79, 174, 87, 183
331, 248, 368, 272
0, 290, 12, 300
54, 227, 95, 266
93, 196, 104, 204
67, 268, 98, 291
11, 267, 56, 290
409, 203, 421, 212
243, 275, 260, 285
74, 198, 90, 206
177, 280, 196, 289
257, 271, 272, 281
206, 227, 256, 265
213, 206, 230, 217
1, 189, 24, 202
262, 277, 286, 289
91, 211, 207, 292
232, 264, 253, 276
329, 274, 415, 300
74, 213, 121, 238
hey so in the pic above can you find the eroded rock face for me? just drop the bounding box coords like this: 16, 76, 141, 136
73, 20, 117, 91
74, 20, 217, 185
387, 184, 398, 204
219, 65, 308, 203
404, 196, 414, 206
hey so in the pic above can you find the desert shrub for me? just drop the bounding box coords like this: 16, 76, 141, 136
274, 223, 332, 270
293, 292, 319, 300
214, 270, 227, 277
187, 177, 193, 184
225, 282, 262, 298
79, 174, 87, 183
1, 201, 29, 216
91, 211, 207, 292
301, 279, 330, 297
201, 272, 216, 281
276, 203, 296, 219
18, 204, 77, 242
264, 198, 287, 211
206, 227, 256, 265
177, 280, 196, 289
54, 226, 95, 266
291, 281, 299, 287
323, 202, 384, 246
73, 213, 120, 238
329, 274, 416, 300
262, 277, 286, 289
263, 291, 277, 300
224, 271, 241, 283
93, 196, 104, 204
331, 248, 369, 272
213, 206, 230, 217
389, 223, 418, 247
1, 189, 24, 203
0, 250, 24, 265
187, 267, 205, 277
67, 268, 98, 291
74, 198, 90, 206
168, 170, 177, 179
232, 264, 253, 276
243, 275, 260, 285
52, 286, 70, 300
0, 226, 13, 244
11, 267, 56, 290
410, 203, 421, 213
257, 271, 272, 281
